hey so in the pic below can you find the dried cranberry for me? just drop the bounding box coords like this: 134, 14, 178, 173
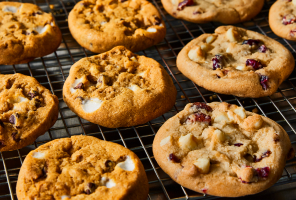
242, 39, 260, 47
246, 59, 263, 70
169, 153, 180, 163
85, 183, 95, 194
282, 15, 296, 25
28, 91, 38, 99
202, 188, 207, 194
177, 0, 194, 11
234, 143, 243, 147
154, 16, 161, 25
287, 147, 295, 160
192, 102, 212, 112
240, 178, 251, 184
74, 82, 84, 89
274, 135, 280, 142
11, 132, 20, 142
193, 11, 201, 15
262, 150, 271, 158
9, 115, 16, 124
186, 113, 211, 125
290, 30, 296, 37
259, 45, 267, 53
256, 167, 270, 178
212, 55, 223, 70
259, 74, 268, 90
0, 140, 5, 147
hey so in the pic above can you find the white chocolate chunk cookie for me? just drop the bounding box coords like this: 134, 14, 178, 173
161, 0, 264, 24
63, 46, 177, 128
0, 74, 59, 152
177, 26, 295, 98
0, 2, 62, 65
16, 135, 149, 200
68, 0, 166, 53
269, 0, 296, 41
153, 102, 293, 197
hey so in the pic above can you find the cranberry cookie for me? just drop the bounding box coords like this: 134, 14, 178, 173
269, 0, 296, 41
63, 46, 176, 128
161, 0, 264, 24
68, 0, 166, 53
16, 135, 149, 200
153, 102, 293, 197
0, 2, 62, 65
177, 26, 295, 98
0, 74, 59, 151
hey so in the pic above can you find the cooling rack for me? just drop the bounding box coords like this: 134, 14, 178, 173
1, 0, 296, 199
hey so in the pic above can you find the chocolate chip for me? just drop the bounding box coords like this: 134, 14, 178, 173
154, 16, 161, 25
28, 90, 38, 99
76, 96, 84, 101
42, 167, 47, 177
105, 160, 113, 167
0, 120, 4, 127
9, 115, 15, 124
11, 132, 20, 142
85, 183, 95, 194
118, 155, 127, 162
74, 82, 84, 89
34, 99, 41, 108
234, 143, 243, 147
0, 140, 6, 147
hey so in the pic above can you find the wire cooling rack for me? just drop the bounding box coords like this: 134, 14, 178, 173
1, 0, 296, 199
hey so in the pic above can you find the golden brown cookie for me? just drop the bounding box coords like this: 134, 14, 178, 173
63, 46, 176, 128
153, 102, 293, 197
16, 135, 149, 200
161, 0, 264, 24
177, 26, 295, 98
0, 73, 59, 151
269, 0, 296, 41
0, 2, 62, 65
68, 0, 166, 53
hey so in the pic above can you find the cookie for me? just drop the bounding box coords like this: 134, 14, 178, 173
0, 73, 59, 152
177, 26, 295, 98
153, 102, 293, 197
63, 46, 176, 128
161, 0, 264, 24
0, 2, 62, 65
269, 0, 296, 41
68, 0, 166, 53
16, 135, 149, 200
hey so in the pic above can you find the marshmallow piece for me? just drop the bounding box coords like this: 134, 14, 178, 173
194, 158, 210, 174
81, 98, 103, 113
160, 135, 172, 147
3, 6, 18, 13
226, 27, 239, 42
32, 152, 45, 159
61, 195, 71, 200
213, 129, 225, 143
128, 84, 141, 92
206, 35, 217, 44
34, 26, 48, 34
147, 28, 157, 32
116, 156, 135, 171
70, 78, 83, 93
233, 107, 246, 119
100, 177, 116, 188
178, 133, 198, 150
188, 46, 204, 62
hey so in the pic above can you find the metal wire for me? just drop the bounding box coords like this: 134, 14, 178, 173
0, 0, 296, 199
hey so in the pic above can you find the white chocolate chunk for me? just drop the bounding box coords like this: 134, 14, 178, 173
206, 35, 217, 44
70, 78, 83, 93
127, 84, 141, 92
233, 107, 246, 119
188, 46, 204, 62
81, 98, 103, 113
138, 71, 145, 77
214, 112, 230, 123
116, 156, 135, 171
213, 129, 225, 143
226, 27, 238, 42
160, 135, 172, 147
159, 23, 164, 27
200, 44, 211, 51
178, 133, 198, 150
3, 6, 18, 13
194, 158, 210, 174
293, 0, 296, 6
147, 28, 157, 32
254, 119, 263, 129
100, 177, 116, 188
18, 96, 29, 103
130, 56, 138, 62
34, 26, 48, 34
236, 65, 249, 71
61, 195, 71, 200
32, 152, 45, 159
100, 21, 107, 25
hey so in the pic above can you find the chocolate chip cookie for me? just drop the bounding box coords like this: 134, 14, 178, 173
153, 102, 293, 197
161, 0, 264, 24
269, 0, 296, 41
16, 135, 149, 200
0, 73, 59, 152
177, 26, 295, 98
63, 46, 176, 128
0, 2, 62, 65
68, 0, 166, 53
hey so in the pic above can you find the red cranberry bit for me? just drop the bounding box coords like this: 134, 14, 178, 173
234, 143, 243, 147
177, 0, 194, 11
259, 75, 268, 90
212, 55, 223, 70
239, 178, 251, 184
242, 39, 260, 47
169, 153, 180, 163
290, 30, 296, 37
262, 150, 271, 158
256, 167, 270, 178
254, 150, 272, 162
193, 11, 201, 15
74, 82, 84, 89
246, 59, 263, 70
186, 113, 211, 125
202, 188, 207, 194
259, 45, 267, 53
0, 140, 5, 147
282, 15, 296, 25
192, 102, 212, 112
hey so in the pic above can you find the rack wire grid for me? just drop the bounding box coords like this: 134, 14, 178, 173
1, 0, 296, 199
